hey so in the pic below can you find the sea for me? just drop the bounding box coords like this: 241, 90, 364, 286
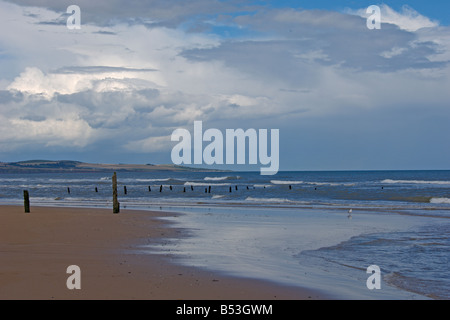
0, 170, 449, 299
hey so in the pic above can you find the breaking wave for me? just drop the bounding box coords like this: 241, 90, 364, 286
245, 197, 295, 203
204, 176, 240, 181
184, 181, 231, 186
382, 179, 450, 185
430, 197, 450, 204
270, 180, 303, 185
271, 180, 355, 186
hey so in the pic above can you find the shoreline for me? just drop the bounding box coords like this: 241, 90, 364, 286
0, 205, 328, 300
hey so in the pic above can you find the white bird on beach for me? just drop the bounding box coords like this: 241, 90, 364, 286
348, 209, 352, 219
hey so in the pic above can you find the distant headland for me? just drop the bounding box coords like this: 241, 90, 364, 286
0, 160, 226, 173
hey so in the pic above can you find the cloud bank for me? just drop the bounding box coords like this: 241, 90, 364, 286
1, 1, 449, 169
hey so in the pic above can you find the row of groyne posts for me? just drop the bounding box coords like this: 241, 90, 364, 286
23, 172, 296, 214
22, 172, 121, 214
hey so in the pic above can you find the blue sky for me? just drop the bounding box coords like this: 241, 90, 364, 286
0, 1, 449, 171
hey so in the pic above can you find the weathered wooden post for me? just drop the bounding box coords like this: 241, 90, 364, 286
67, 187, 71, 194
148, 186, 151, 192
124, 186, 127, 195
208, 185, 211, 193
95, 187, 98, 193
112, 172, 120, 214
191, 185, 194, 191
23, 190, 30, 213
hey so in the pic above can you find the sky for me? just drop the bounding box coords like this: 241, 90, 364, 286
0, 0, 449, 171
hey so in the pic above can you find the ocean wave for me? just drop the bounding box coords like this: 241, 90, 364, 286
245, 197, 295, 203
382, 179, 450, 185
119, 178, 185, 184
48, 178, 105, 183
184, 181, 232, 186
204, 176, 240, 181
270, 180, 354, 186
0, 178, 28, 182
304, 182, 356, 187
430, 197, 450, 204
270, 180, 303, 185
135, 178, 171, 182
212, 195, 225, 199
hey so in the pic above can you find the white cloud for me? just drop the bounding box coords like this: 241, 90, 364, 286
10, 117, 93, 147
6, 66, 164, 99
125, 135, 173, 153
380, 5, 439, 31
380, 47, 408, 59
0, 107, 94, 148
350, 4, 439, 32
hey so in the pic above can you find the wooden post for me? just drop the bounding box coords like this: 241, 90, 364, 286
170, 186, 173, 191
235, 185, 238, 191
160, 185, 163, 192
112, 172, 120, 214
67, 187, 71, 194
208, 186, 211, 193
95, 187, 98, 193
183, 187, 186, 192
124, 186, 127, 195
229, 186, 232, 193
23, 190, 30, 213
148, 186, 151, 192
191, 185, 194, 191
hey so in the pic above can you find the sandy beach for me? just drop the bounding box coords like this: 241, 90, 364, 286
0, 205, 325, 300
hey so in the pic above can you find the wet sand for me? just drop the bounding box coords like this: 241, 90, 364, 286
0, 205, 326, 300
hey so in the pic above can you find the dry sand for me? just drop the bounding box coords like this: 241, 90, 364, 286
0, 205, 325, 300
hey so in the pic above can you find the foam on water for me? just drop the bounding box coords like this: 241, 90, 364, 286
204, 176, 240, 181
382, 179, 450, 185
430, 197, 450, 204
184, 181, 232, 186
270, 180, 303, 185
245, 196, 297, 203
